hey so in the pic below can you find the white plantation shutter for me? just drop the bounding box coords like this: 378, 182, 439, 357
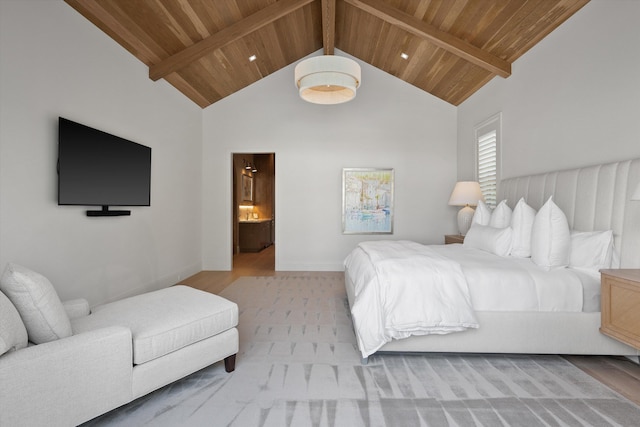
477, 130, 497, 207
474, 113, 501, 209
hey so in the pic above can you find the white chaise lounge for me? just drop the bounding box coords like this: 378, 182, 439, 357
0, 263, 239, 427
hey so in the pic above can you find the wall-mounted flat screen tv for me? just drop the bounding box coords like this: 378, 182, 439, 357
58, 117, 151, 216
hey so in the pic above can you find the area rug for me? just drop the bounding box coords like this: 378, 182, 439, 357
84, 275, 640, 426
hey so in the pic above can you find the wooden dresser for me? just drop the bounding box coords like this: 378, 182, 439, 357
600, 269, 640, 349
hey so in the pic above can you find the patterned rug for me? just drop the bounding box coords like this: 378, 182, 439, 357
84, 275, 640, 426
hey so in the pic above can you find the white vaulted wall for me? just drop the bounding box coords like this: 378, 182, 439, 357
202, 51, 458, 270
457, 0, 640, 181
0, 1, 203, 306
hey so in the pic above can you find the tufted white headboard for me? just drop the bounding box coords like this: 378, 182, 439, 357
498, 158, 640, 268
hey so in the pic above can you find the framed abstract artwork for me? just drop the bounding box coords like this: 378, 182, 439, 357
241, 174, 253, 202
342, 168, 394, 234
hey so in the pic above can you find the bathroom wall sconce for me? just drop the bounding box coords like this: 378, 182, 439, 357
243, 159, 258, 173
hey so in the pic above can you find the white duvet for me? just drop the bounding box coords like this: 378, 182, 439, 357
344, 240, 479, 358
344, 240, 594, 358
430, 244, 589, 312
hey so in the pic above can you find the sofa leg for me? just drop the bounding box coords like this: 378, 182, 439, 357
224, 354, 236, 372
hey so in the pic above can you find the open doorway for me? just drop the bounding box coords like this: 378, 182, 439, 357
232, 153, 275, 273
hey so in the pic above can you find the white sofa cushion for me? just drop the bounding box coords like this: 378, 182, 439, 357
0, 263, 72, 344
72, 285, 238, 364
0, 290, 28, 355
63, 298, 91, 320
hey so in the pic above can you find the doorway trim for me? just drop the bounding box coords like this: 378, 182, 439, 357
231, 152, 275, 270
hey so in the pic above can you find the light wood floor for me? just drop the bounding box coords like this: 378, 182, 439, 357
179, 244, 640, 407
180, 244, 278, 295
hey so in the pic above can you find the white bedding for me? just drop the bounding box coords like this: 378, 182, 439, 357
429, 244, 600, 312
345, 240, 479, 357
344, 241, 601, 358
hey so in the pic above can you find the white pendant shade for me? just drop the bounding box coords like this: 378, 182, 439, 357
294, 56, 361, 104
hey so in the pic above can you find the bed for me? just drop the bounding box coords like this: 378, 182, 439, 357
344, 158, 640, 363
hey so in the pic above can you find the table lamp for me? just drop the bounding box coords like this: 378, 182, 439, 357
448, 181, 484, 235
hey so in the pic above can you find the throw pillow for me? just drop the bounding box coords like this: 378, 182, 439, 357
0, 290, 28, 355
472, 199, 492, 226
510, 198, 536, 258
0, 263, 72, 344
530, 196, 571, 269
489, 200, 512, 228
463, 224, 513, 257
570, 230, 615, 272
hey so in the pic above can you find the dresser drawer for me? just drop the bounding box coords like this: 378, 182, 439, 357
600, 269, 640, 349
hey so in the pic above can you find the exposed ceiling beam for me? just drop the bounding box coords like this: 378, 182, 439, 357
344, 0, 511, 78
321, 0, 336, 55
149, 0, 314, 81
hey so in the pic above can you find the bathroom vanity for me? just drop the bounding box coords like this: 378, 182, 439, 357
238, 219, 273, 252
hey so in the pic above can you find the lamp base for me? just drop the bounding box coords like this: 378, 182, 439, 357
457, 205, 475, 236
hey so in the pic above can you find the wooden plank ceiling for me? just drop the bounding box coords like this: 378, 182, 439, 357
65, 0, 589, 108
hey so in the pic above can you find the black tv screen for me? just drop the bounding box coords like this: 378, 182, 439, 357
58, 117, 151, 216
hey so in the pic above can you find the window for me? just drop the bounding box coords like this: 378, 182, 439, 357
477, 130, 497, 207
475, 113, 501, 208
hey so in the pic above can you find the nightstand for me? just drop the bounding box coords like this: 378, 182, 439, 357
600, 269, 640, 349
444, 234, 465, 244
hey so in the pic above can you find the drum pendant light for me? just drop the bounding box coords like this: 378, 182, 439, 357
294, 55, 361, 104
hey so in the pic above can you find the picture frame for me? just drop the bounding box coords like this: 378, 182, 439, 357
241, 174, 253, 202
342, 168, 394, 234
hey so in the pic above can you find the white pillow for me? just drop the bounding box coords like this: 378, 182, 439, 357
0, 290, 28, 355
611, 249, 621, 269
510, 198, 536, 258
0, 263, 72, 344
472, 199, 492, 226
463, 224, 513, 257
530, 197, 571, 269
489, 200, 512, 229
570, 230, 614, 271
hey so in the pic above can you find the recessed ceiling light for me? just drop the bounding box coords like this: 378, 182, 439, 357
249, 55, 257, 62
400, 52, 409, 60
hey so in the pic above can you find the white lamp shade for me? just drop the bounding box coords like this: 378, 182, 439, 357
632, 182, 640, 201
294, 56, 361, 104
448, 181, 484, 206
